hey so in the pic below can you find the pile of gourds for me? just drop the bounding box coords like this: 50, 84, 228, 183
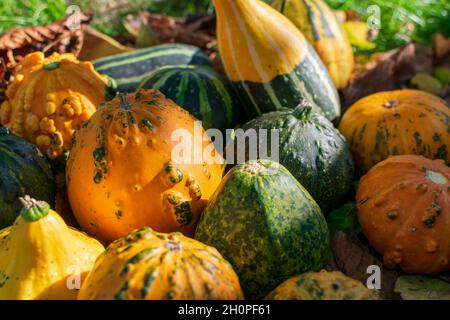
0, 0, 448, 300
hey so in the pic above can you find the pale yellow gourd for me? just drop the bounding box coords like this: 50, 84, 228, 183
0, 196, 104, 300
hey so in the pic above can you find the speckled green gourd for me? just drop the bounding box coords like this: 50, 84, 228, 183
0, 127, 55, 228
240, 105, 354, 213
265, 271, 379, 300
195, 159, 330, 300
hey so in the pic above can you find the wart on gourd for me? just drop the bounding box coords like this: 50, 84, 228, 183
66, 89, 224, 243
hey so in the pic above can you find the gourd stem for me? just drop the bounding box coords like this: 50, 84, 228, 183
293, 101, 313, 120
119, 93, 132, 110
19, 195, 50, 222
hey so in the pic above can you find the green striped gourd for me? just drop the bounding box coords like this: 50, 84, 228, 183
0, 127, 55, 227
93, 44, 213, 93
138, 65, 240, 132
212, 0, 340, 121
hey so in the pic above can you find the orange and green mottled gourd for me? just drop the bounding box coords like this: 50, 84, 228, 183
271, 0, 354, 89
78, 227, 244, 300
212, 0, 340, 121
356, 155, 450, 274
265, 271, 379, 300
0, 196, 104, 300
339, 90, 450, 175
66, 89, 224, 244
0, 52, 115, 158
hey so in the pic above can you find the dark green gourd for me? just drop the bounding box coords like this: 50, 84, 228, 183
0, 127, 56, 227
138, 64, 240, 132
240, 105, 354, 213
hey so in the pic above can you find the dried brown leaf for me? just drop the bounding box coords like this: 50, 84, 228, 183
0, 11, 92, 69
433, 33, 450, 59
329, 231, 400, 299
344, 43, 433, 109
124, 12, 217, 59
78, 26, 133, 61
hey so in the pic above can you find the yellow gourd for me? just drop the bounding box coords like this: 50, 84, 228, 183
0, 196, 104, 300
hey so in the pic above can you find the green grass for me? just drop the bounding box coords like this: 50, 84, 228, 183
0, 0, 449, 52
0, 0, 213, 35
325, 0, 450, 52
0, 0, 67, 33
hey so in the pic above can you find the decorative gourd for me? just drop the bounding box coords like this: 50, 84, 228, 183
0, 126, 55, 228
0, 52, 116, 158
271, 0, 354, 89
66, 89, 224, 244
138, 64, 240, 132
339, 90, 450, 175
93, 44, 214, 93
78, 227, 243, 300
0, 196, 104, 300
265, 271, 379, 300
356, 155, 450, 274
240, 104, 354, 213
195, 159, 330, 300
212, 0, 340, 121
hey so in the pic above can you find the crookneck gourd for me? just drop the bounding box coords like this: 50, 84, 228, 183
339, 89, 450, 175
0, 51, 116, 158
356, 155, 450, 274
0, 196, 104, 300
0, 126, 55, 228
212, 0, 340, 121
66, 89, 224, 243
265, 271, 379, 300
78, 227, 244, 300
271, 0, 354, 89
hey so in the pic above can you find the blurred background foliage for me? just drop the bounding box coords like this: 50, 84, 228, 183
0, 0, 449, 52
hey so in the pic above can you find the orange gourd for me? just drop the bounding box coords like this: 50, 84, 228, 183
66, 89, 224, 243
356, 155, 450, 274
339, 89, 450, 175
0, 52, 115, 158
78, 227, 244, 300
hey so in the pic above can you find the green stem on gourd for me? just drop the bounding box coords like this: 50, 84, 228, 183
43, 61, 61, 71
293, 101, 313, 120
19, 195, 50, 222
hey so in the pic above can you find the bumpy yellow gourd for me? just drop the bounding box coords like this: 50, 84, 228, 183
0, 52, 115, 158
0, 196, 104, 300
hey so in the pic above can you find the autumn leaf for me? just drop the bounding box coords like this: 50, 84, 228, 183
0, 11, 92, 69
329, 231, 399, 299
344, 43, 433, 108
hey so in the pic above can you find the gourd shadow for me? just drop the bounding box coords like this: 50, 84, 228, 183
34, 271, 89, 300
